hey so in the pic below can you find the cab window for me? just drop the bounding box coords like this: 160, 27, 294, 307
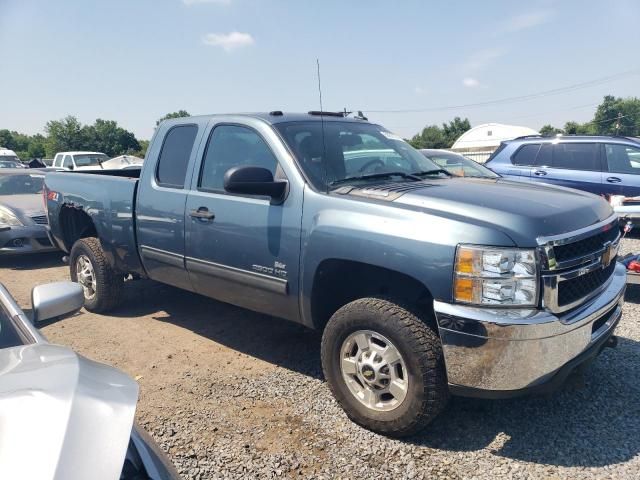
199, 125, 277, 192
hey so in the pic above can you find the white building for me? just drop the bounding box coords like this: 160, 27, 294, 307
451, 123, 539, 163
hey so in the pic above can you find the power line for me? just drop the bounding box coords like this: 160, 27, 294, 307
366, 69, 640, 114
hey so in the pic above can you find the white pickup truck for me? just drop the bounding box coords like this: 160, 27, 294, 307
52, 151, 109, 170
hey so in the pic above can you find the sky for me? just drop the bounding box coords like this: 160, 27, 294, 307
1, 0, 639, 141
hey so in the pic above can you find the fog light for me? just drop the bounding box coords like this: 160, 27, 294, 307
12, 238, 24, 247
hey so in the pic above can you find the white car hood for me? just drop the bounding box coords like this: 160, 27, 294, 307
0, 344, 138, 480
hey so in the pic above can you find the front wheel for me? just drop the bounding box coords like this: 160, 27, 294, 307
69, 237, 123, 313
321, 297, 449, 437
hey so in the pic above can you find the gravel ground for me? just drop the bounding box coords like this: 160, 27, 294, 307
2, 234, 640, 479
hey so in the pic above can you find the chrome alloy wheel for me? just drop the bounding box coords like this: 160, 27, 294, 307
340, 330, 409, 412
76, 254, 97, 300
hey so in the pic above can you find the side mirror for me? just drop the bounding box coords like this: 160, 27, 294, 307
68, 164, 74, 170
31, 282, 84, 322
223, 166, 287, 203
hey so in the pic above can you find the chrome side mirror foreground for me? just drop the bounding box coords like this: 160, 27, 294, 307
31, 282, 84, 322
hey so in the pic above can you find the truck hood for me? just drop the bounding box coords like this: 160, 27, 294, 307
0, 344, 138, 480
352, 177, 613, 246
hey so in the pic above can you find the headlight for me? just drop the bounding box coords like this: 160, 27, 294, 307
0, 206, 23, 227
454, 245, 538, 306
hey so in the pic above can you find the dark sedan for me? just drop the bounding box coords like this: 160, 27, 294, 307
0, 169, 58, 255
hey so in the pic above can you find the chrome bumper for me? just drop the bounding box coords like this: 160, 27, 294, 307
435, 262, 626, 393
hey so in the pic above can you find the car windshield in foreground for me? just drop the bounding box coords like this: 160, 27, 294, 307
420, 150, 498, 178
74, 154, 108, 167
0, 173, 45, 195
275, 121, 443, 190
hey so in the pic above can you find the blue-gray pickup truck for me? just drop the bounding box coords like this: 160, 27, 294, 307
44, 112, 625, 437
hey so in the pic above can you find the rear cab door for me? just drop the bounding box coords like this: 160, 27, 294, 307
135, 118, 208, 291
183, 116, 303, 321
602, 142, 640, 197
531, 142, 604, 194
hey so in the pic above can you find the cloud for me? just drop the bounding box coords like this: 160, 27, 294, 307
202, 32, 254, 52
183, 0, 231, 5
463, 48, 507, 71
502, 10, 553, 33
463, 78, 479, 88
414, 86, 425, 95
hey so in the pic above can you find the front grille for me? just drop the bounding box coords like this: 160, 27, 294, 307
31, 215, 48, 225
553, 226, 619, 263
557, 261, 616, 307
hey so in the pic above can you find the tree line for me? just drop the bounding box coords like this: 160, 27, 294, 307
407, 95, 640, 149
0, 111, 190, 161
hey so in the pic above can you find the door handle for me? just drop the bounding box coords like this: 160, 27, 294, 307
533, 170, 547, 176
189, 207, 215, 220
606, 177, 622, 183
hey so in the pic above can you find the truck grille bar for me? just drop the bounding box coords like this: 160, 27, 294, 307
538, 215, 620, 315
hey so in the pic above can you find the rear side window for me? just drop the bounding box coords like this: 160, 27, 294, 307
605, 144, 640, 174
156, 125, 198, 188
511, 144, 540, 166
552, 143, 600, 171
62, 155, 73, 169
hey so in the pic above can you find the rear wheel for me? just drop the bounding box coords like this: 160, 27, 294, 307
70, 237, 123, 312
321, 297, 449, 437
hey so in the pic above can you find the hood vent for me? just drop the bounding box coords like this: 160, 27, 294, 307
335, 181, 433, 201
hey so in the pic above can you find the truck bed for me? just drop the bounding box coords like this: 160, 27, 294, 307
44, 170, 144, 275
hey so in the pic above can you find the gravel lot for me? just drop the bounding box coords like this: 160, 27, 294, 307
2, 235, 640, 479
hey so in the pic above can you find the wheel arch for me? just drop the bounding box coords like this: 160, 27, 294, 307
309, 259, 436, 331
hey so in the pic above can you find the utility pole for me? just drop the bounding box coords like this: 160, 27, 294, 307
615, 112, 622, 135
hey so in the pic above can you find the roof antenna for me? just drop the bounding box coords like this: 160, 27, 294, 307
317, 58, 328, 192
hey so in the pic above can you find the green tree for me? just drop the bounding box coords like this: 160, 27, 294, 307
44, 116, 88, 157
442, 117, 471, 146
408, 125, 448, 149
563, 121, 595, 135
0, 130, 16, 150
134, 139, 150, 158
539, 124, 563, 136
84, 119, 140, 157
592, 95, 640, 136
156, 110, 191, 127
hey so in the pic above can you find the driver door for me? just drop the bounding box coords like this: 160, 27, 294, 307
184, 122, 302, 321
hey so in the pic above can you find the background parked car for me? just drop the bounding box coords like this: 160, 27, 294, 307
420, 149, 499, 178
486, 135, 640, 197
0, 281, 180, 480
0, 169, 57, 255
52, 151, 109, 170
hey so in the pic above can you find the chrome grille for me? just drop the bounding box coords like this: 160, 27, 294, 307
539, 216, 619, 314
31, 215, 48, 225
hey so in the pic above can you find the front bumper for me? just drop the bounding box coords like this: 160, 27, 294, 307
0, 225, 58, 255
435, 262, 626, 396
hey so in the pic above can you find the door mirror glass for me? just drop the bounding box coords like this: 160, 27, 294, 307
31, 282, 84, 322
223, 166, 287, 202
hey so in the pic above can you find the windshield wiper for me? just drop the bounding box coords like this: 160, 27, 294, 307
410, 169, 452, 177
329, 171, 422, 187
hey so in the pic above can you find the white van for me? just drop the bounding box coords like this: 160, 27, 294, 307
52, 151, 109, 170
0, 149, 24, 168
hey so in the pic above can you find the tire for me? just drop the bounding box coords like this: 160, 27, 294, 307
321, 297, 449, 437
69, 237, 123, 313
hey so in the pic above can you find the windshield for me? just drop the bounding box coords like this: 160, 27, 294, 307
0, 159, 21, 168
275, 121, 442, 190
0, 174, 45, 195
73, 154, 108, 167
420, 151, 498, 178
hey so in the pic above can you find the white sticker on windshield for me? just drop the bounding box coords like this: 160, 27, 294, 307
380, 131, 404, 141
